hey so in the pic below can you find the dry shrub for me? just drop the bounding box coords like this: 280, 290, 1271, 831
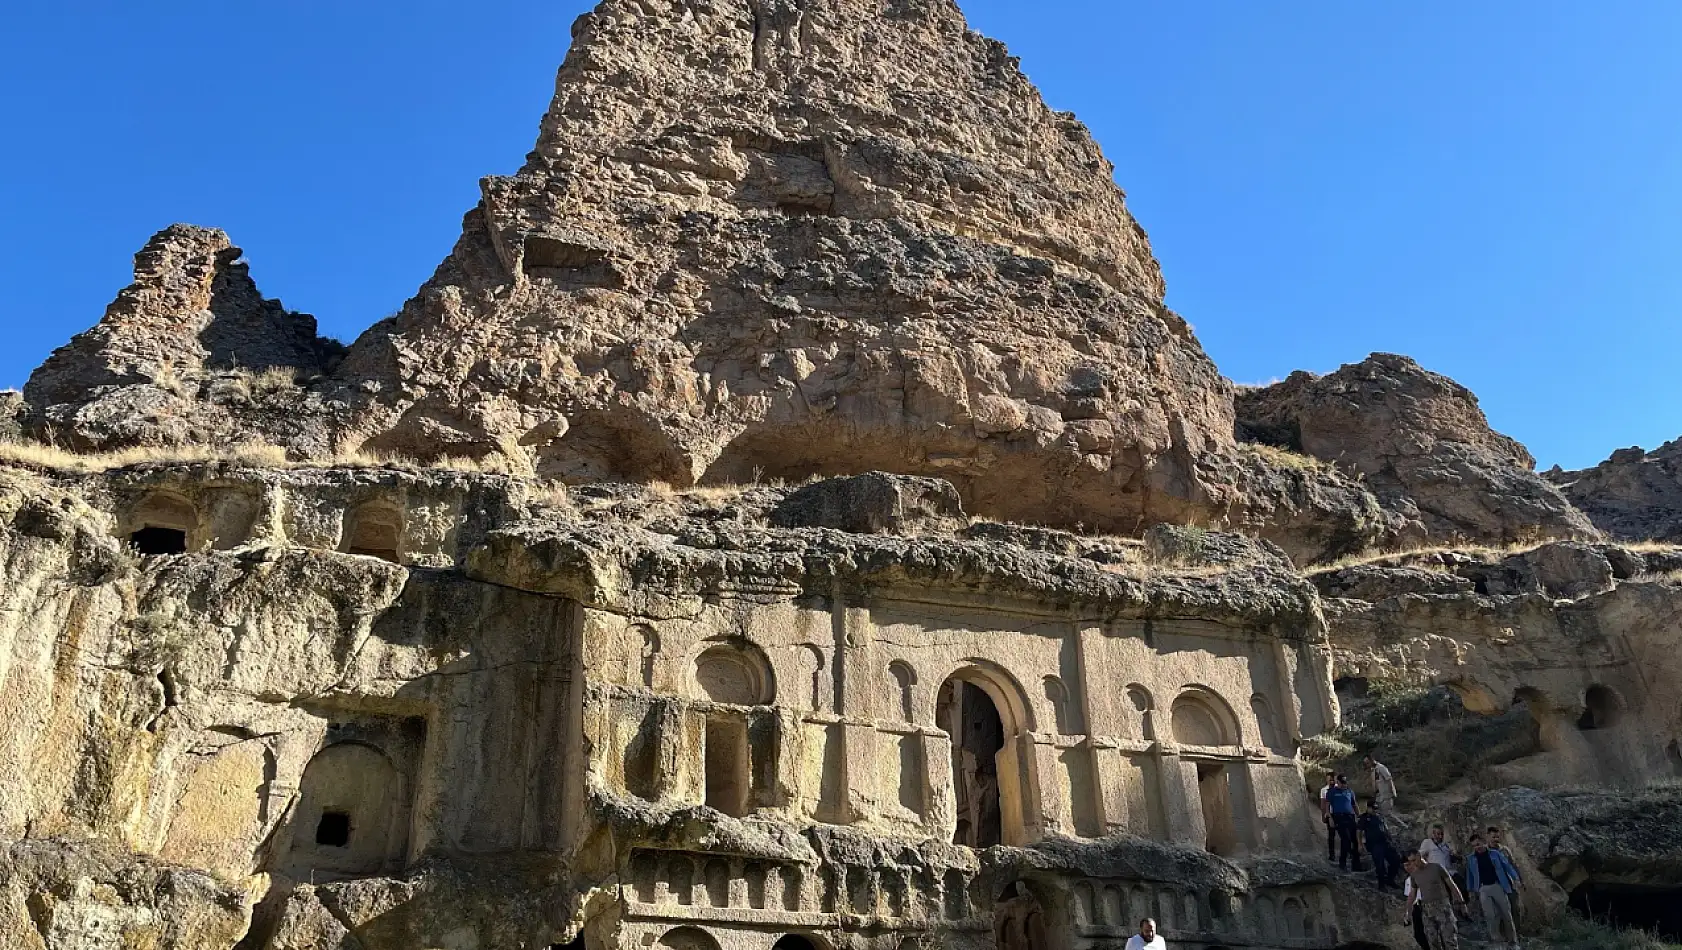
151, 362, 190, 398
247, 366, 300, 396
1241, 442, 1334, 473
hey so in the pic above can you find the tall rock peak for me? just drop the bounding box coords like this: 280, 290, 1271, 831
24, 225, 340, 450
327, 0, 1234, 533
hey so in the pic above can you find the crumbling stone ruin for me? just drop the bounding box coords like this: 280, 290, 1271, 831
6, 2, 1682, 949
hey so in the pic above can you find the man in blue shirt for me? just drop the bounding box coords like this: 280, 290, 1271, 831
1465, 834, 1521, 950
1326, 774, 1362, 871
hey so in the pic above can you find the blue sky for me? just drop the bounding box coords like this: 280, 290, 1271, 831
3, 1, 1679, 469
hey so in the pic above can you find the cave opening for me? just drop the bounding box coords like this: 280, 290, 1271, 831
314, 811, 351, 848
131, 526, 188, 555
1570, 883, 1682, 940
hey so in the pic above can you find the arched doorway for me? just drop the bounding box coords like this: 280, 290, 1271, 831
1578, 685, 1624, 730
772, 936, 824, 950
127, 491, 197, 554
937, 665, 1032, 848
693, 642, 774, 817
1171, 689, 1242, 856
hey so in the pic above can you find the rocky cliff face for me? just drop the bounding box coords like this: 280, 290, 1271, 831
1237, 353, 1599, 547
22, 0, 1403, 552
1547, 439, 1682, 542
10, 2, 1682, 949
24, 226, 342, 452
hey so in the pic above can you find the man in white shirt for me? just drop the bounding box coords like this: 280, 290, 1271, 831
1126, 918, 1166, 950
1318, 770, 1337, 861
1419, 824, 1455, 871
1365, 754, 1398, 812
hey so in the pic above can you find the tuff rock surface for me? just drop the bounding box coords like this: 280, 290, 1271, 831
23, 226, 342, 452
1237, 353, 1599, 548
21, 0, 1406, 561
10, 1, 1682, 949
1547, 438, 1682, 542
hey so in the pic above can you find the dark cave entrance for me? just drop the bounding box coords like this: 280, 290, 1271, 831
131, 526, 188, 555
1571, 883, 1682, 939
938, 676, 1005, 848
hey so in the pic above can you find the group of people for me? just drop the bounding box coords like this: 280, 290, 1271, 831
1317, 756, 1399, 881
1405, 825, 1524, 950
1316, 757, 1524, 950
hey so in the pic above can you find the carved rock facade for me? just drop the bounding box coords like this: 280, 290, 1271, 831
10, 1, 1682, 949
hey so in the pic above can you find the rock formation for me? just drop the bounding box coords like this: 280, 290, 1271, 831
8, 1, 1682, 949
24, 225, 342, 452
1547, 439, 1682, 542
1236, 353, 1598, 547
21, 0, 1402, 558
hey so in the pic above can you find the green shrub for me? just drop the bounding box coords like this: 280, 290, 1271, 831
1535, 910, 1679, 950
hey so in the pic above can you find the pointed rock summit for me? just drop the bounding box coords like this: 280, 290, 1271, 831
328, 0, 1236, 532
25, 225, 339, 450
26, 0, 1616, 558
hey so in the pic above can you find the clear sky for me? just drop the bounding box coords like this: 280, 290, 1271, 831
3, 1, 1679, 469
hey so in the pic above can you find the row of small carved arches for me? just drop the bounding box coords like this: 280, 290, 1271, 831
629, 853, 979, 921
656, 928, 928, 950
1071, 883, 1330, 941
630, 853, 805, 911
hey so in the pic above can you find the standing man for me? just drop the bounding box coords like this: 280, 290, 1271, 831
1365, 754, 1398, 812
1327, 774, 1362, 871
1405, 852, 1468, 950
1487, 825, 1524, 932
1125, 918, 1166, 950
1466, 834, 1521, 950
1319, 770, 1338, 862
1419, 824, 1455, 873
1404, 877, 1430, 950
1358, 798, 1401, 887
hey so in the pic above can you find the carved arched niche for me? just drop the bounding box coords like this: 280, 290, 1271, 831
693, 642, 774, 706
658, 926, 722, 950
278, 742, 408, 880
692, 642, 775, 818
1171, 688, 1245, 857
1171, 690, 1237, 748
126, 491, 199, 554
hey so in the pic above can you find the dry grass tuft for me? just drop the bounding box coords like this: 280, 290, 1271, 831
677, 483, 756, 506
246, 366, 301, 396
151, 363, 191, 398
0, 440, 289, 474
0, 437, 531, 478
1307, 539, 1558, 575
321, 447, 524, 476
1240, 442, 1334, 473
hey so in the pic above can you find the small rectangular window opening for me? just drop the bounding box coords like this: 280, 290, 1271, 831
315, 810, 352, 848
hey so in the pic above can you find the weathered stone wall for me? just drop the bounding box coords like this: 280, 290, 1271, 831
0, 466, 584, 948
0, 462, 1386, 949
